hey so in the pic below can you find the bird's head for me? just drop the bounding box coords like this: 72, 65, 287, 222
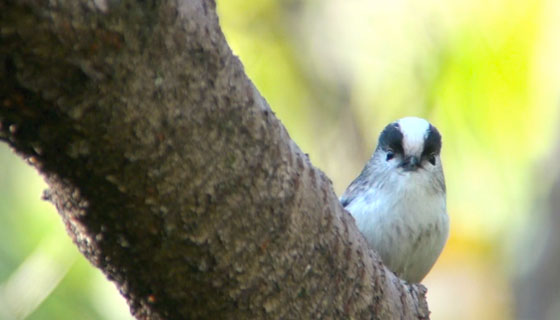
370, 117, 445, 193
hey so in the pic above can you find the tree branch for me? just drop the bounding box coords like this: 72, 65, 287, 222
0, 1, 429, 318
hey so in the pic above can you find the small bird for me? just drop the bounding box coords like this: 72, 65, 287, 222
341, 117, 449, 283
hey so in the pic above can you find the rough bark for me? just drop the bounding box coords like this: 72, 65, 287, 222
0, 1, 430, 319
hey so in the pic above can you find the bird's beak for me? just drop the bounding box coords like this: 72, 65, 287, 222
400, 155, 420, 171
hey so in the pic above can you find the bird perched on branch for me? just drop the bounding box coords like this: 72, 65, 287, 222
341, 117, 449, 283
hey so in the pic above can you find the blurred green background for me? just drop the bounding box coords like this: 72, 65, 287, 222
2, 0, 560, 318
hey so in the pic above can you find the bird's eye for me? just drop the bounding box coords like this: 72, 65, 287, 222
428, 154, 436, 165
386, 151, 395, 161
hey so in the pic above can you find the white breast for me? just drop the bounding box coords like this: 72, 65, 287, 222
345, 173, 449, 282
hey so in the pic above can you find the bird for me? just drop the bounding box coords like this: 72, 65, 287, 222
340, 117, 449, 283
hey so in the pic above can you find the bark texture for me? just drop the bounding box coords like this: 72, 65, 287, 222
0, 1, 430, 319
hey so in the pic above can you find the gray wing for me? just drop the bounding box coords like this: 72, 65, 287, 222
340, 169, 372, 208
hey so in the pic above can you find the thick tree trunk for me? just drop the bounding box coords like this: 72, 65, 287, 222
0, 1, 430, 319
